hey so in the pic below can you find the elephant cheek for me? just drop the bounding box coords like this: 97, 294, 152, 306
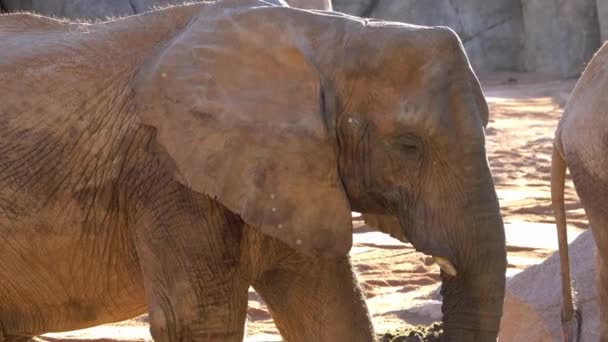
399, 202, 453, 260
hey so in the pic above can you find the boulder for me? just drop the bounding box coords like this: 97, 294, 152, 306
520, 0, 601, 77
499, 230, 599, 341
332, 0, 523, 72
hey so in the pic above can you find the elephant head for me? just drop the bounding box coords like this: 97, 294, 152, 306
134, 1, 506, 339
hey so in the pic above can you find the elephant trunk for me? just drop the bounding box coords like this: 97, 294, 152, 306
440, 329, 499, 342
440, 171, 506, 340
441, 269, 505, 340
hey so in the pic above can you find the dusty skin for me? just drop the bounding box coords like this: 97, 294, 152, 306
553, 41, 608, 341
30, 73, 584, 341
0, 0, 504, 341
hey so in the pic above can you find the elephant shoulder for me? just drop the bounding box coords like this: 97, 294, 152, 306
0, 12, 71, 35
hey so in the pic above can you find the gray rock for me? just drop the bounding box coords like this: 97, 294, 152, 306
499, 230, 599, 341
332, 0, 374, 16
462, 16, 523, 72
521, 0, 601, 77
597, 0, 608, 41
286, 0, 331, 10
332, 0, 523, 72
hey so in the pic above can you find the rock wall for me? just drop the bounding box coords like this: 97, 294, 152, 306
0, 0, 330, 19
334, 0, 523, 73
287, 0, 331, 10
597, 0, 608, 42
1, 0, 603, 75
334, 0, 603, 77
521, 0, 601, 77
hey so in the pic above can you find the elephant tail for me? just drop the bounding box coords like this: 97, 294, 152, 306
551, 137, 580, 341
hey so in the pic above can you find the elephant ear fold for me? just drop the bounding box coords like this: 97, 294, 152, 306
133, 8, 353, 255
362, 214, 407, 242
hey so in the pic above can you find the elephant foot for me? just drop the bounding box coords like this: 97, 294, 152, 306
561, 309, 582, 342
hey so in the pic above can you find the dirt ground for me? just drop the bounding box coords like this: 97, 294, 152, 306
35, 72, 588, 341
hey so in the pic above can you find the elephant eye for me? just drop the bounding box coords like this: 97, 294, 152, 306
395, 135, 421, 153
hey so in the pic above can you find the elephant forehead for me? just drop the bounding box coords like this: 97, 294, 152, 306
342, 67, 452, 137
363, 94, 448, 138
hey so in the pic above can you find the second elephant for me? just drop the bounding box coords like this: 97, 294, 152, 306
553, 41, 608, 341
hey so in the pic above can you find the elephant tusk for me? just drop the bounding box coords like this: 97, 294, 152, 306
433, 256, 458, 277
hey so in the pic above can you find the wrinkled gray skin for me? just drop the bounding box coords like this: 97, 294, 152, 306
0, 1, 505, 341
0, 0, 331, 18
552, 42, 608, 341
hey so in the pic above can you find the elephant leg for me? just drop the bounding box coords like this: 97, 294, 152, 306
597, 248, 608, 340
252, 253, 375, 342
588, 212, 608, 340
569, 165, 608, 340
134, 183, 249, 342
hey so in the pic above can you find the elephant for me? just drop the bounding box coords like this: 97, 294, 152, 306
553, 42, 608, 341
0, 0, 331, 19
0, 0, 506, 341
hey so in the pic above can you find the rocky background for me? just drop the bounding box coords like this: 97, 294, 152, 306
334, 0, 606, 77
1, 0, 605, 77
0, 0, 330, 18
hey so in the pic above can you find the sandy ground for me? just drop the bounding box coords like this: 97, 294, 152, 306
35, 72, 587, 341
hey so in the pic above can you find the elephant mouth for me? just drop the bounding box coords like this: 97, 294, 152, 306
360, 212, 458, 276
360, 212, 407, 241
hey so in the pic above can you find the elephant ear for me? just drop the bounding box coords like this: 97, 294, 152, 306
133, 5, 353, 255
361, 214, 407, 242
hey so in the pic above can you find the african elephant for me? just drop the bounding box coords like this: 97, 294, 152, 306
553, 42, 608, 341
0, 0, 506, 341
0, 0, 331, 19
